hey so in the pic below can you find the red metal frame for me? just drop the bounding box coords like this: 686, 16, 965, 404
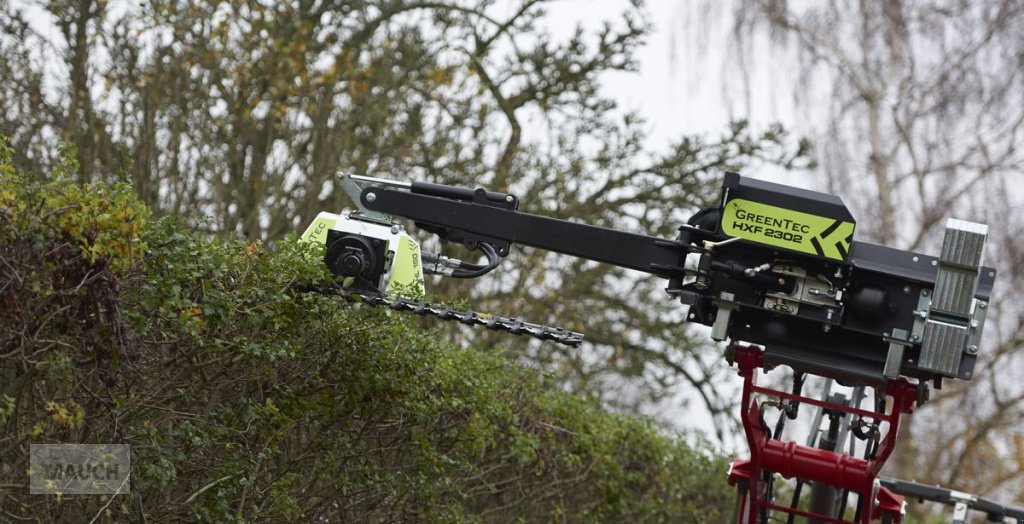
726, 344, 915, 523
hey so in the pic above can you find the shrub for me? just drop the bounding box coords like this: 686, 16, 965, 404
0, 154, 731, 522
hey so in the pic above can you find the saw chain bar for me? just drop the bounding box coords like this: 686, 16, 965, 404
294, 283, 584, 347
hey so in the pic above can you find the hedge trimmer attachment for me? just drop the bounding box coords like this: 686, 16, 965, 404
299, 172, 1017, 522
297, 174, 584, 347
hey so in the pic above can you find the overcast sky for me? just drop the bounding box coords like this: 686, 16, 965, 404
538, 1, 843, 447
541, 1, 814, 186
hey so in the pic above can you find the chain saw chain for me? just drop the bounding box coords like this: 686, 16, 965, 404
294, 283, 584, 347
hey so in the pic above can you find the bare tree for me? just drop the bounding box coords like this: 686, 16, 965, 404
0, 0, 810, 441
684, 0, 1024, 508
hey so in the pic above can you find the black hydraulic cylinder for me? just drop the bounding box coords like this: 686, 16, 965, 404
362, 187, 687, 279
411, 181, 511, 205
808, 420, 839, 524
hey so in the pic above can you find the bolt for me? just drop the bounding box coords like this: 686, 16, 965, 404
505, 194, 514, 203
979, 302, 987, 309
963, 371, 972, 379
922, 289, 930, 296
910, 333, 920, 342
366, 192, 377, 203
339, 248, 368, 276
967, 345, 978, 354
341, 255, 362, 274
390, 225, 400, 234
902, 286, 911, 294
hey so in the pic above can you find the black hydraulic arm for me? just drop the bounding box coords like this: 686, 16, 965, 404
879, 476, 1024, 522
360, 185, 691, 279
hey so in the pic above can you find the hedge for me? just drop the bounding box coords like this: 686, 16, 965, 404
0, 149, 731, 522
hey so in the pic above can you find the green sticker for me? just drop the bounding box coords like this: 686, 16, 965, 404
721, 198, 854, 260
389, 233, 425, 295
300, 214, 337, 244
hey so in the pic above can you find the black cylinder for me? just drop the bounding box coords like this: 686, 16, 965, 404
848, 286, 891, 323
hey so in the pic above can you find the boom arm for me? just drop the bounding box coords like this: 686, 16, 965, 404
306, 174, 1003, 523
360, 184, 692, 279
325, 173, 995, 388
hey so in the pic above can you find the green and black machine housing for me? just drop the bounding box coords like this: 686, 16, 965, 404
310, 171, 995, 389
680, 173, 993, 387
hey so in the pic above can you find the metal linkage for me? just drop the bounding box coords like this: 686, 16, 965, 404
727, 344, 913, 524
293, 283, 584, 347
878, 477, 1024, 523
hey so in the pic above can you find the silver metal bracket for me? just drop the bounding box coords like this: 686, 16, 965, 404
712, 292, 736, 342
883, 329, 912, 379
762, 264, 842, 318
964, 299, 988, 360
917, 219, 988, 378
910, 288, 931, 342
949, 490, 976, 524
339, 172, 395, 226
950, 501, 968, 524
